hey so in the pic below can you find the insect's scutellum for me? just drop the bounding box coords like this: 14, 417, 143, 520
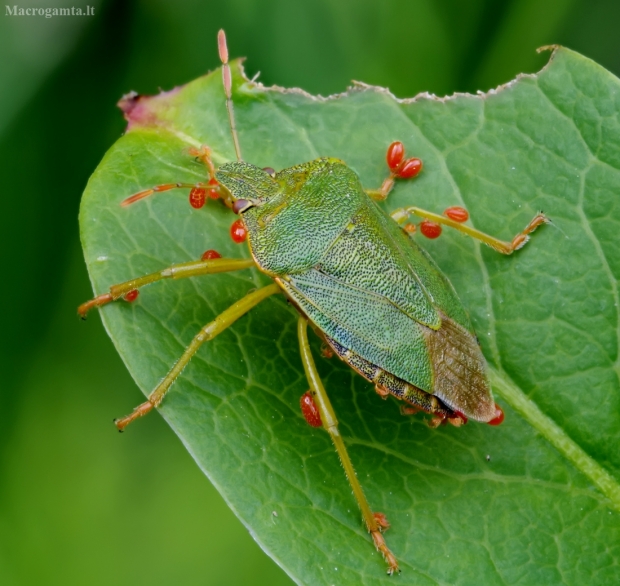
79, 29, 551, 576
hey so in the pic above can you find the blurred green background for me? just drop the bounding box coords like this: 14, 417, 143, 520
1, 0, 620, 584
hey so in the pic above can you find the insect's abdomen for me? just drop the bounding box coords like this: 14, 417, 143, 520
323, 316, 494, 422
325, 335, 454, 420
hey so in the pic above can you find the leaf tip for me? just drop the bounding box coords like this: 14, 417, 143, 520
117, 91, 155, 129
117, 87, 181, 131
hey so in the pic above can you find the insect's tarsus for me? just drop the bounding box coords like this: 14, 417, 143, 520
218, 29, 243, 162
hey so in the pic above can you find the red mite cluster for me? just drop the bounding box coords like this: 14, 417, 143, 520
188, 179, 222, 209
386, 141, 422, 179
298, 385, 503, 428
385, 142, 470, 240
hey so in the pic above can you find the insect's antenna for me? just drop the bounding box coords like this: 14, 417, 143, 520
218, 30, 243, 162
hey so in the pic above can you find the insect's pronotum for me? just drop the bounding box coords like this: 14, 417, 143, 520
79, 30, 547, 574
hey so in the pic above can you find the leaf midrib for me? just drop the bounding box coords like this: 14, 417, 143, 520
489, 367, 620, 510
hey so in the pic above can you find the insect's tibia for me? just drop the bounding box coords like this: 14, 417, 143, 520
217, 29, 243, 162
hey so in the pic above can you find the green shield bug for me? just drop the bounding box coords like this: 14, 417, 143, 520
79, 30, 547, 574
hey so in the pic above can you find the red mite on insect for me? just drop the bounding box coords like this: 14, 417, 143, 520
229, 218, 247, 243
488, 404, 505, 426
444, 206, 469, 223
300, 391, 322, 428
201, 249, 222, 260
207, 177, 220, 199
420, 220, 442, 239
386, 141, 405, 171
189, 187, 206, 209
123, 289, 139, 303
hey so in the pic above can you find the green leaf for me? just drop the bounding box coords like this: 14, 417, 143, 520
80, 47, 620, 585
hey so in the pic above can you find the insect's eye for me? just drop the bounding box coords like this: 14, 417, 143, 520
232, 198, 252, 214
262, 167, 276, 177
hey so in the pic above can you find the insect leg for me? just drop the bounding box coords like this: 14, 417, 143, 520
121, 145, 230, 207
391, 206, 549, 254
78, 257, 256, 318
297, 317, 399, 575
114, 283, 281, 431
366, 177, 396, 202
121, 181, 207, 206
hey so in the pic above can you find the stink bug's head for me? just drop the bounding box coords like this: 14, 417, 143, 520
216, 161, 280, 213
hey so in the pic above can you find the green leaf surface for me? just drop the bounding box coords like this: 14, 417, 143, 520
80, 47, 620, 585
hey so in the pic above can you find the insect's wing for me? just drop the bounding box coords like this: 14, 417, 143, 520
317, 197, 473, 332
280, 268, 433, 392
